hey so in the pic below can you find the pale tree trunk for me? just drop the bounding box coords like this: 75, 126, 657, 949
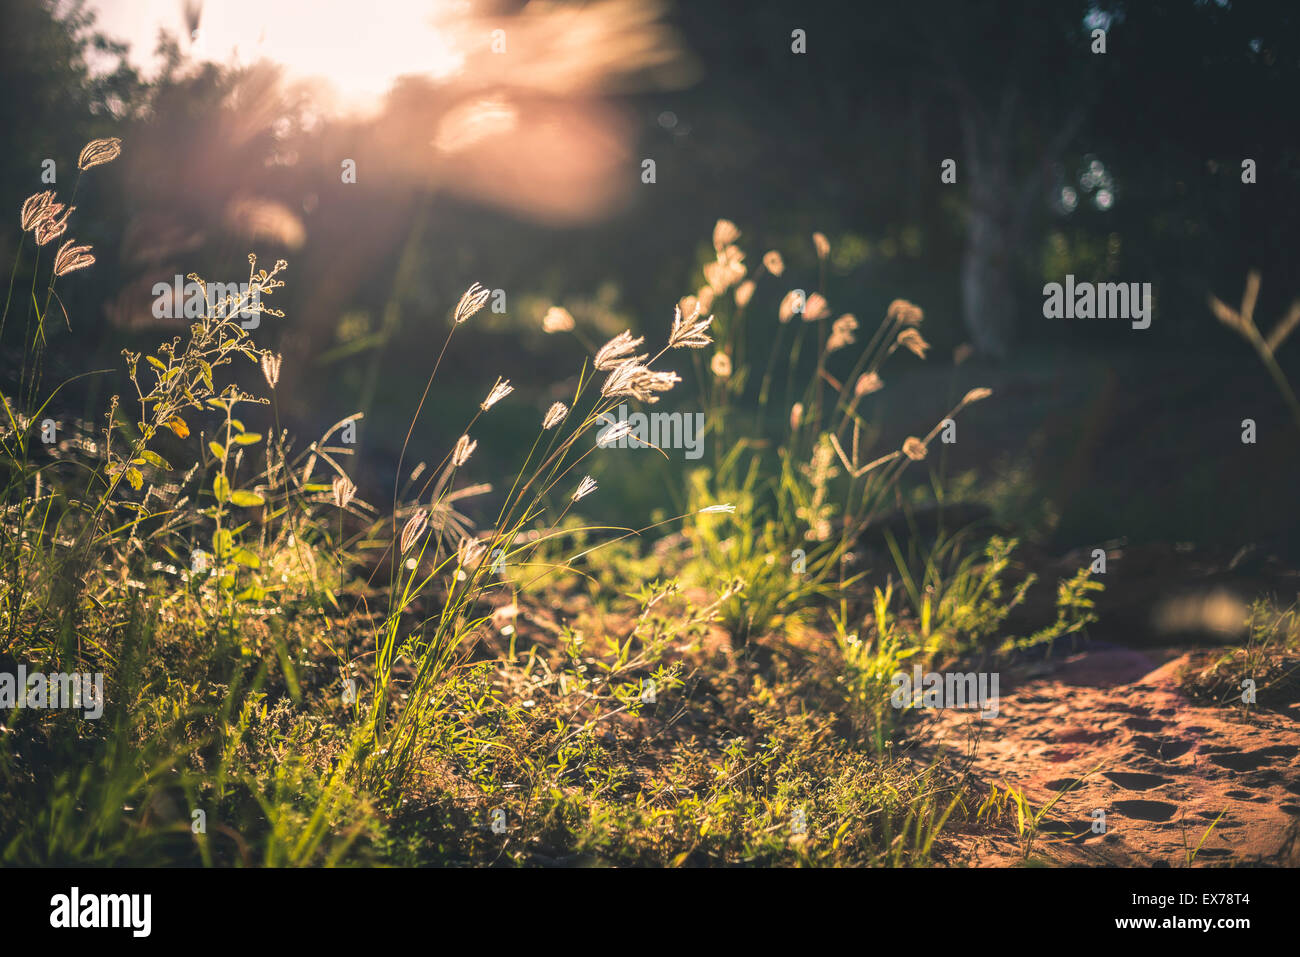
962, 171, 1018, 359
953, 83, 1086, 359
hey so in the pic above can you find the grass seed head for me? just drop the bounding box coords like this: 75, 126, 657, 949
331, 475, 357, 508
801, 292, 830, 322
401, 508, 430, 554
77, 137, 123, 171
827, 313, 858, 352
572, 475, 598, 501
542, 306, 575, 333
594, 330, 647, 370
668, 304, 714, 349
260, 352, 283, 389
452, 434, 477, 467
542, 402, 568, 430
34, 204, 74, 245
712, 218, 740, 250
897, 327, 930, 358
480, 377, 513, 411
454, 282, 491, 324
854, 372, 883, 396
20, 191, 55, 231
52, 239, 94, 276
887, 299, 924, 325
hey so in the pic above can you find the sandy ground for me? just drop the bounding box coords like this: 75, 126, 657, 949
921, 644, 1300, 866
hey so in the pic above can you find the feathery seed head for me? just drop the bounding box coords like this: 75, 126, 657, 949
35, 204, 74, 245
896, 327, 930, 358
400, 509, 430, 554
778, 290, 802, 323
480, 377, 513, 411
331, 475, 357, 508
542, 306, 575, 333
260, 352, 283, 389
902, 437, 927, 461
594, 330, 646, 370
52, 239, 94, 276
827, 313, 858, 352
713, 219, 741, 250
813, 232, 830, 260
20, 191, 55, 231
887, 299, 924, 325
597, 420, 633, 447
542, 402, 568, 430
801, 292, 830, 321
961, 387, 993, 406
854, 372, 883, 396
452, 434, 477, 467
77, 137, 123, 171
668, 304, 714, 349
601, 361, 680, 403
763, 250, 785, 276
710, 352, 732, 378
454, 282, 491, 323
572, 475, 598, 502
734, 279, 756, 307
457, 536, 488, 570
703, 244, 746, 293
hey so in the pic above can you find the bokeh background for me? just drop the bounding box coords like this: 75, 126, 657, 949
4, 0, 1300, 555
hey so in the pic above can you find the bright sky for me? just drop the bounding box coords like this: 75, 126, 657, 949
86, 0, 468, 112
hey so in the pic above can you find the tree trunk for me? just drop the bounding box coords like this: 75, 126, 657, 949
961, 160, 1018, 360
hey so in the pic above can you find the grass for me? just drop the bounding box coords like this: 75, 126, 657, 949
1, 142, 1104, 866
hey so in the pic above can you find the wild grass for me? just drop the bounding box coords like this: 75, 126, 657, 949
0, 143, 1096, 866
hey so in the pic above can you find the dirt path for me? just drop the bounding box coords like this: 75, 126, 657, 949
920, 644, 1300, 866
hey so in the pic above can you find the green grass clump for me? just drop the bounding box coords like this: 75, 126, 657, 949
2, 153, 1097, 866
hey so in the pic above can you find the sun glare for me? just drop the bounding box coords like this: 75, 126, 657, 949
90, 0, 467, 113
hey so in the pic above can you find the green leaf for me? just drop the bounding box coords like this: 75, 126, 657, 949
231, 547, 261, 568
208, 441, 225, 461
229, 490, 266, 507
125, 467, 143, 491
138, 449, 171, 471
213, 473, 231, 503
146, 355, 167, 371
232, 432, 262, 445
212, 529, 233, 559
